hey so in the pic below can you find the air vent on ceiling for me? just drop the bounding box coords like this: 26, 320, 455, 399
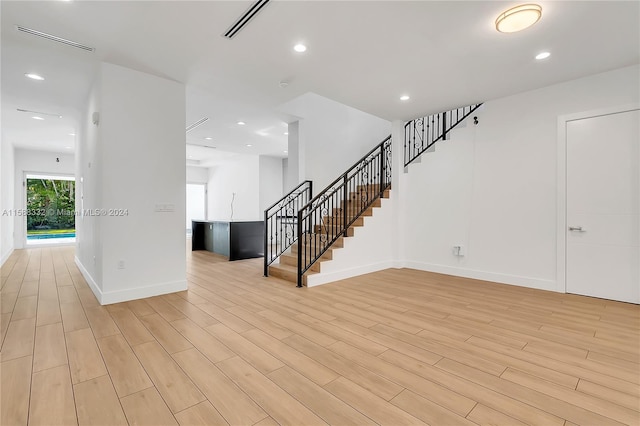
223, 0, 270, 39
186, 117, 209, 132
17, 108, 62, 118
16, 25, 95, 52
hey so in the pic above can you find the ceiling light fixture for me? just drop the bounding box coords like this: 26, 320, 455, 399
400, 95, 410, 101
25, 73, 44, 81
18, 108, 62, 118
69, 133, 76, 136
294, 43, 307, 53
16, 25, 95, 51
32, 116, 44, 120
223, 0, 270, 39
495, 4, 542, 33
284, 150, 288, 153
204, 137, 213, 140
186, 117, 209, 132
535, 51, 551, 60
284, 132, 288, 135
246, 144, 252, 147
237, 121, 246, 125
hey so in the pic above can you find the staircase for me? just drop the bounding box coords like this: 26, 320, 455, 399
263, 103, 481, 287
268, 185, 390, 285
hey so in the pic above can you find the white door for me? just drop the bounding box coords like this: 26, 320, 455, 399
566, 109, 639, 303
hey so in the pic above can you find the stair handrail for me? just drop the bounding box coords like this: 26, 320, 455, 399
404, 103, 483, 167
295, 135, 392, 287
264, 180, 313, 276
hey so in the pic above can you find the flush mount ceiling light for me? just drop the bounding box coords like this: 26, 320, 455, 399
17, 108, 62, 118
535, 51, 551, 60
237, 121, 246, 125
204, 137, 213, 140
25, 73, 44, 81
16, 25, 95, 51
185, 117, 209, 132
400, 95, 410, 101
246, 144, 252, 147
294, 43, 307, 53
495, 4, 542, 33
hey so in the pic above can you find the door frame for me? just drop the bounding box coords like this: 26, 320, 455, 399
556, 103, 639, 293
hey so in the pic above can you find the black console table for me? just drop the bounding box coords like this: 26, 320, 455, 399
191, 220, 264, 261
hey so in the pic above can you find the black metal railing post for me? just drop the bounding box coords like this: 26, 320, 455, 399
263, 209, 268, 276
442, 111, 447, 141
379, 143, 384, 198
296, 209, 303, 288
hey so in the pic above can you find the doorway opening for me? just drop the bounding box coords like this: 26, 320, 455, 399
186, 183, 207, 236
25, 174, 76, 246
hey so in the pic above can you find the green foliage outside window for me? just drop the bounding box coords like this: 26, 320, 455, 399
26, 178, 75, 231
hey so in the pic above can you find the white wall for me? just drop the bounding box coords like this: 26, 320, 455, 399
280, 92, 391, 191
186, 166, 208, 184
259, 156, 284, 213
1, 136, 15, 265
207, 154, 260, 221
307, 65, 639, 291
13, 149, 75, 249
398, 64, 640, 291
76, 62, 186, 304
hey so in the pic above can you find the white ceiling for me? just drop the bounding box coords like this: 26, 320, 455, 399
2, 1, 638, 163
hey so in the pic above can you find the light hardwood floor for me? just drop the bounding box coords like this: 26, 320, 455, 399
1, 245, 638, 425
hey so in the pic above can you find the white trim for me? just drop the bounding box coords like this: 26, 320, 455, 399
404, 261, 557, 292
75, 256, 102, 302
1, 249, 14, 267
556, 103, 639, 294
75, 256, 187, 305
100, 279, 187, 305
306, 261, 398, 287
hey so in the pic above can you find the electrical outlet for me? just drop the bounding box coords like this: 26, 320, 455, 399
453, 245, 465, 256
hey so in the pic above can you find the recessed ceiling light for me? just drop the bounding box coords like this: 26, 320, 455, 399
535, 51, 551, 60
32, 116, 44, 120
69, 133, 76, 136
294, 43, 307, 53
204, 137, 213, 140
246, 144, 252, 147
400, 95, 410, 101
25, 73, 44, 81
495, 4, 542, 33
284, 150, 288, 153
284, 132, 288, 135
237, 121, 246, 125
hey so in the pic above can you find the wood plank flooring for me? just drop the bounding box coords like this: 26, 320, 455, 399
1, 245, 638, 425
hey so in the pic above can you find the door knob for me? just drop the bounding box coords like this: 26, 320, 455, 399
568, 226, 586, 232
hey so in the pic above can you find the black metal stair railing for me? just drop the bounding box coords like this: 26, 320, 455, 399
295, 136, 392, 287
264, 180, 312, 276
405, 103, 483, 167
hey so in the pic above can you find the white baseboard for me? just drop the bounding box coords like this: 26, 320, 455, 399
75, 256, 103, 302
403, 261, 557, 292
306, 261, 397, 287
75, 256, 187, 305
1, 248, 15, 267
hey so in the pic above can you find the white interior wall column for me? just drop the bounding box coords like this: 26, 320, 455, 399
391, 120, 406, 267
